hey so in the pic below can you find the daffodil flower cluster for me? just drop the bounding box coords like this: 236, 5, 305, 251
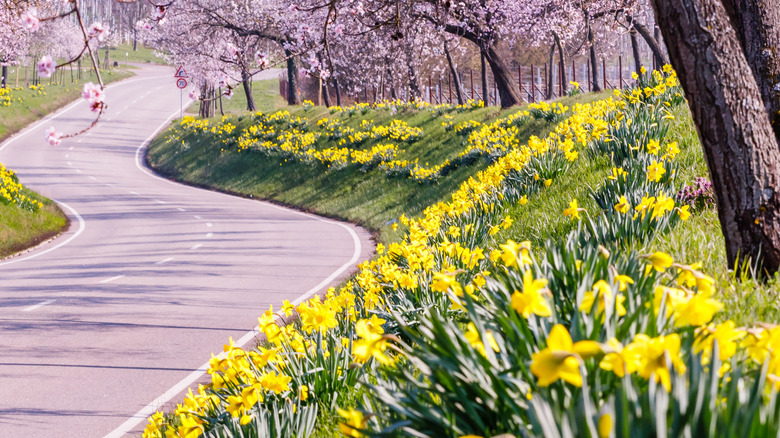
0, 162, 43, 211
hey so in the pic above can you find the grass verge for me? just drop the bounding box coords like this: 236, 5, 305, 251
0, 189, 68, 259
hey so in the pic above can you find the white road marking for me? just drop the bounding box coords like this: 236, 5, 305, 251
130, 191, 140, 195
89, 176, 97, 181
98, 275, 125, 284
155, 257, 174, 265
123, 105, 129, 110
193, 215, 201, 219
177, 208, 186, 212
206, 232, 213, 238
190, 243, 202, 251
23, 299, 56, 312
206, 223, 213, 228
69, 146, 74, 150
76, 139, 82, 143
67, 161, 72, 166
75, 169, 82, 173
105, 184, 114, 187
155, 199, 166, 204
0, 201, 86, 267
104, 217, 363, 438
65, 154, 69, 158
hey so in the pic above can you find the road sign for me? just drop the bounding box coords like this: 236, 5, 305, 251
176, 78, 188, 89
174, 66, 188, 78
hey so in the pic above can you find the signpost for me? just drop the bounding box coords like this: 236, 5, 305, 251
174, 66, 189, 118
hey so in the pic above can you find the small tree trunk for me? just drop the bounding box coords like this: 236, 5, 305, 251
546, 43, 555, 99
587, 13, 602, 92
482, 44, 522, 108
405, 45, 422, 100
627, 15, 670, 67
1, 65, 6, 88
284, 48, 300, 105
443, 41, 465, 104
720, 0, 780, 142
652, 0, 780, 275
630, 28, 642, 74
334, 77, 342, 106
480, 52, 488, 103
554, 33, 568, 94
241, 67, 256, 111
133, 29, 138, 51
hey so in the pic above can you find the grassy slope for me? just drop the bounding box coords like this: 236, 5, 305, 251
0, 189, 69, 258
149, 82, 608, 244
110, 43, 167, 65
1, 67, 135, 258
149, 80, 777, 325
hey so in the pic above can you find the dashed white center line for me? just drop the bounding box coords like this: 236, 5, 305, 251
193, 215, 201, 219
206, 232, 213, 238
75, 169, 82, 173
155, 200, 166, 204
177, 208, 186, 212
155, 257, 174, 265
76, 139, 82, 143
123, 105, 129, 110
98, 275, 125, 284
69, 146, 74, 150
23, 299, 56, 312
65, 154, 69, 158
130, 191, 140, 195
105, 183, 114, 187
190, 243, 202, 251
89, 176, 97, 181
67, 161, 72, 166
206, 223, 213, 228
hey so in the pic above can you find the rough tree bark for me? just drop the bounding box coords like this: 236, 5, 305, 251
482, 44, 522, 107
554, 32, 568, 95
720, 0, 780, 142
443, 41, 465, 104
652, 0, 780, 275
1, 64, 7, 89
405, 44, 422, 100
333, 77, 342, 106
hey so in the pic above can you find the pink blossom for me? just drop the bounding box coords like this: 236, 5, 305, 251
136, 20, 151, 31
223, 88, 233, 99
255, 52, 268, 68
218, 74, 230, 89
188, 89, 200, 100
333, 24, 345, 35
288, 4, 298, 12
45, 127, 61, 147
226, 43, 239, 59
37, 56, 55, 78
153, 6, 166, 21
87, 22, 108, 42
20, 8, 40, 32
81, 82, 104, 103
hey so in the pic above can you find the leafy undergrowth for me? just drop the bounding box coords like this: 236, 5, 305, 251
143, 71, 780, 438
0, 165, 68, 258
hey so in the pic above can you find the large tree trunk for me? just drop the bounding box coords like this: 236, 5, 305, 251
554, 33, 568, 95
720, 0, 780, 142
333, 78, 342, 106
482, 44, 522, 108
284, 48, 300, 105
443, 41, 465, 105
630, 28, 642, 74
586, 13, 602, 92
652, 0, 780, 275
240, 67, 256, 111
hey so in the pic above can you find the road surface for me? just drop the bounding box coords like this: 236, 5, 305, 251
0, 64, 373, 437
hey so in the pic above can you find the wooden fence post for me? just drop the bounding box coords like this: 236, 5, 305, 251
470, 69, 474, 101
602, 58, 607, 90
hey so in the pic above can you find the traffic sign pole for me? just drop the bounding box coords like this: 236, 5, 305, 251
180, 88, 183, 119
174, 66, 189, 119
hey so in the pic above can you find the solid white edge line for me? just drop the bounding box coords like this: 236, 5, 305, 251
107, 101, 366, 438
22, 299, 56, 312
0, 75, 169, 153
103, 223, 361, 438
0, 201, 86, 267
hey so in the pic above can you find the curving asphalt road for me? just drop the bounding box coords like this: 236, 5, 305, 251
0, 64, 374, 437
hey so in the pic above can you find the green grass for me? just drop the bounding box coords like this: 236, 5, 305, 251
0, 67, 133, 141
148, 83, 780, 327
110, 43, 167, 65
0, 189, 69, 258
184, 77, 288, 116
149, 84, 607, 244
